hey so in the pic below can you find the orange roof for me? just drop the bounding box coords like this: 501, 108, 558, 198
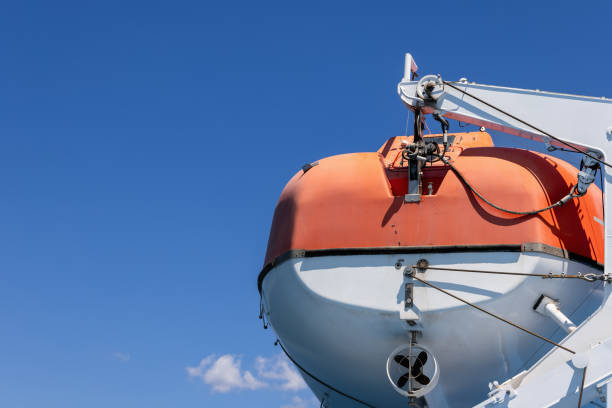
264, 131, 603, 267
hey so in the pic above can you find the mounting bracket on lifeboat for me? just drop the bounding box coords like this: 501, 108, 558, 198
402, 108, 426, 203
402, 107, 447, 203
399, 52, 612, 407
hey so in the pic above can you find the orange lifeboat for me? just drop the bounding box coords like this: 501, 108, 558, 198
263, 130, 602, 270
258, 130, 604, 407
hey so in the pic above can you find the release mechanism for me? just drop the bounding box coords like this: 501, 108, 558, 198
404, 109, 427, 203
400, 262, 423, 322
400, 282, 419, 321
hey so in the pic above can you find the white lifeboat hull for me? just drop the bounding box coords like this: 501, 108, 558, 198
261, 251, 604, 407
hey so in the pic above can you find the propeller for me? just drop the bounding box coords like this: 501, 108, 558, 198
393, 351, 431, 388
386, 344, 439, 398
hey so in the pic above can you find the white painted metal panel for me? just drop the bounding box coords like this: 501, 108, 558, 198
262, 253, 603, 407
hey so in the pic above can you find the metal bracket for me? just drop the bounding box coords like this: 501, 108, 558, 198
400, 261, 421, 322
404, 156, 423, 203
405, 283, 414, 308
577, 151, 601, 195
473, 372, 524, 407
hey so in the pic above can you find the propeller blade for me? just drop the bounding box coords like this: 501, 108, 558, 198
417, 351, 428, 365
411, 351, 429, 376
394, 355, 412, 369
411, 359, 424, 376
397, 373, 410, 388
415, 373, 430, 385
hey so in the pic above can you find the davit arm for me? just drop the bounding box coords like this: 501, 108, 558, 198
398, 53, 612, 407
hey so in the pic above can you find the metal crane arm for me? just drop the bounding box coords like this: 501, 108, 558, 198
398, 54, 612, 153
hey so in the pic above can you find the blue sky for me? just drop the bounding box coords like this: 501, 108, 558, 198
0, 1, 610, 407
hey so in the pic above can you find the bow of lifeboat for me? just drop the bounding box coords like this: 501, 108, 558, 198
258, 131, 604, 407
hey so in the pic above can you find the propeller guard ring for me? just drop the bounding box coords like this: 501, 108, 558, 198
386, 343, 440, 398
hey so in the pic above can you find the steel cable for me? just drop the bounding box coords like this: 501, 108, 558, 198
408, 273, 576, 354
412, 265, 607, 282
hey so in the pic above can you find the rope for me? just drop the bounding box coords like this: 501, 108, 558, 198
439, 155, 582, 215
442, 80, 612, 170
408, 273, 576, 354
413, 265, 606, 282
275, 340, 376, 408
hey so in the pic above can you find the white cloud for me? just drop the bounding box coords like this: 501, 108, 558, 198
185, 355, 214, 377
280, 396, 309, 408
255, 354, 307, 391
186, 354, 267, 393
